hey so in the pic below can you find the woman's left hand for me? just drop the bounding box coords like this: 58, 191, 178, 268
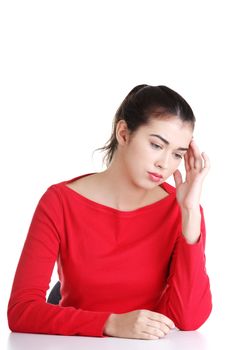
173, 140, 210, 210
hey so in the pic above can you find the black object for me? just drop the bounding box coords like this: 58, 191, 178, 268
47, 281, 61, 305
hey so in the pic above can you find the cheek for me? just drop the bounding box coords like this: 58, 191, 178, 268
127, 143, 147, 160
169, 157, 182, 171
124, 147, 143, 169
126, 147, 150, 174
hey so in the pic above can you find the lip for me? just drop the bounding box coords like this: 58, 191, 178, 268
147, 172, 163, 183
148, 171, 163, 179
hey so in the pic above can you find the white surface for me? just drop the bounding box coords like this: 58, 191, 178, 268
1, 305, 231, 350
3, 331, 215, 350
1, 318, 230, 350
1, 1, 233, 349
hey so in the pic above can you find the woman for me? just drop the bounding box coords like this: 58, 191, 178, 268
7, 84, 212, 340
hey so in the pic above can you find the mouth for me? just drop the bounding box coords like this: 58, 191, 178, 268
147, 171, 163, 182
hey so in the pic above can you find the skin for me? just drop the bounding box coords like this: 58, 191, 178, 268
101, 115, 210, 340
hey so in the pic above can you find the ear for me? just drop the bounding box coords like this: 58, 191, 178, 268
116, 120, 129, 145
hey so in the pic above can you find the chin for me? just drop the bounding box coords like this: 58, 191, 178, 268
144, 179, 160, 190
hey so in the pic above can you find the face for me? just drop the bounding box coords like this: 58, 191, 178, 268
117, 116, 193, 189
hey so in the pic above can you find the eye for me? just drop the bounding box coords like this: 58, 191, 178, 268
150, 143, 162, 150
174, 153, 183, 159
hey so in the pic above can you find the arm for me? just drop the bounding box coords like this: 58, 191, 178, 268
155, 205, 212, 330
155, 140, 212, 330
7, 187, 111, 337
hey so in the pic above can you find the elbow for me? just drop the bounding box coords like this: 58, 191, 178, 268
7, 301, 31, 333
8, 322, 19, 333
7, 306, 22, 333
8, 314, 19, 333
176, 302, 213, 331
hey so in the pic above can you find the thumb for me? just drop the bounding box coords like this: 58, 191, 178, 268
173, 169, 183, 188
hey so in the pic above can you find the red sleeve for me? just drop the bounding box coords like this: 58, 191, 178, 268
156, 205, 212, 330
7, 187, 111, 337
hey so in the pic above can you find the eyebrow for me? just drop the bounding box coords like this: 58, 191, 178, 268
149, 134, 189, 151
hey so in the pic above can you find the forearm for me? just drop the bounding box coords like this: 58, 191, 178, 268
156, 248, 212, 331
156, 208, 212, 330
181, 207, 201, 244
8, 297, 111, 336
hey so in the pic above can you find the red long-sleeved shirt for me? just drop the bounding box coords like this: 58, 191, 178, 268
7, 173, 212, 337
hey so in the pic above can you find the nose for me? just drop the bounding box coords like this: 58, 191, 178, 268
154, 152, 169, 170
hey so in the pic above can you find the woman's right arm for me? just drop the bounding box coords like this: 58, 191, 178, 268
7, 186, 111, 337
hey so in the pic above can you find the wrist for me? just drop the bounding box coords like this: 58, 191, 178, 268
181, 207, 201, 244
103, 313, 117, 336
180, 206, 200, 214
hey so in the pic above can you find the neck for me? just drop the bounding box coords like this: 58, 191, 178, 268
97, 154, 153, 211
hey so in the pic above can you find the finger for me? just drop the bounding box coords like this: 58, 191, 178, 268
173, 169, 183, 187
184, 152, 190, 172
142, 323, 167, 339
200, 152, 211, 177
187, 145, 195, 169
148, 312, 175, 329
144, 326, 166, 338
146, 321, 170, 335
140, 331, 159, 340
190, 140, 203, 170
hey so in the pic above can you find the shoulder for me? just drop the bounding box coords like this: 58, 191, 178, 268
34, 177, 73, 210
49, 173, 95, 190
44, 174, 86, 194
40, 173, 93, 205
35, 184, 63, 213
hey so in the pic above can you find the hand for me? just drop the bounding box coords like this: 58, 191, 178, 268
173, 140, 210, 210
103, 309, 175, 340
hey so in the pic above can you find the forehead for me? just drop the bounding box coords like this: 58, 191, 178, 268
140, 117, 193, 143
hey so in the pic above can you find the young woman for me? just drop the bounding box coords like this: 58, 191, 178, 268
7, 84, 212, 341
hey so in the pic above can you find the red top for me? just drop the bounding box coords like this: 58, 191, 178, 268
7, 173, 212, 337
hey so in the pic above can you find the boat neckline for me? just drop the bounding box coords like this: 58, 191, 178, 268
58, 172, 175, 216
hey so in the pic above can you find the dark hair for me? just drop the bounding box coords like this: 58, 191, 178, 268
94, 84, 195, 167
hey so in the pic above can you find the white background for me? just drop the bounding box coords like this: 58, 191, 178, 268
1, 0, 232, 347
